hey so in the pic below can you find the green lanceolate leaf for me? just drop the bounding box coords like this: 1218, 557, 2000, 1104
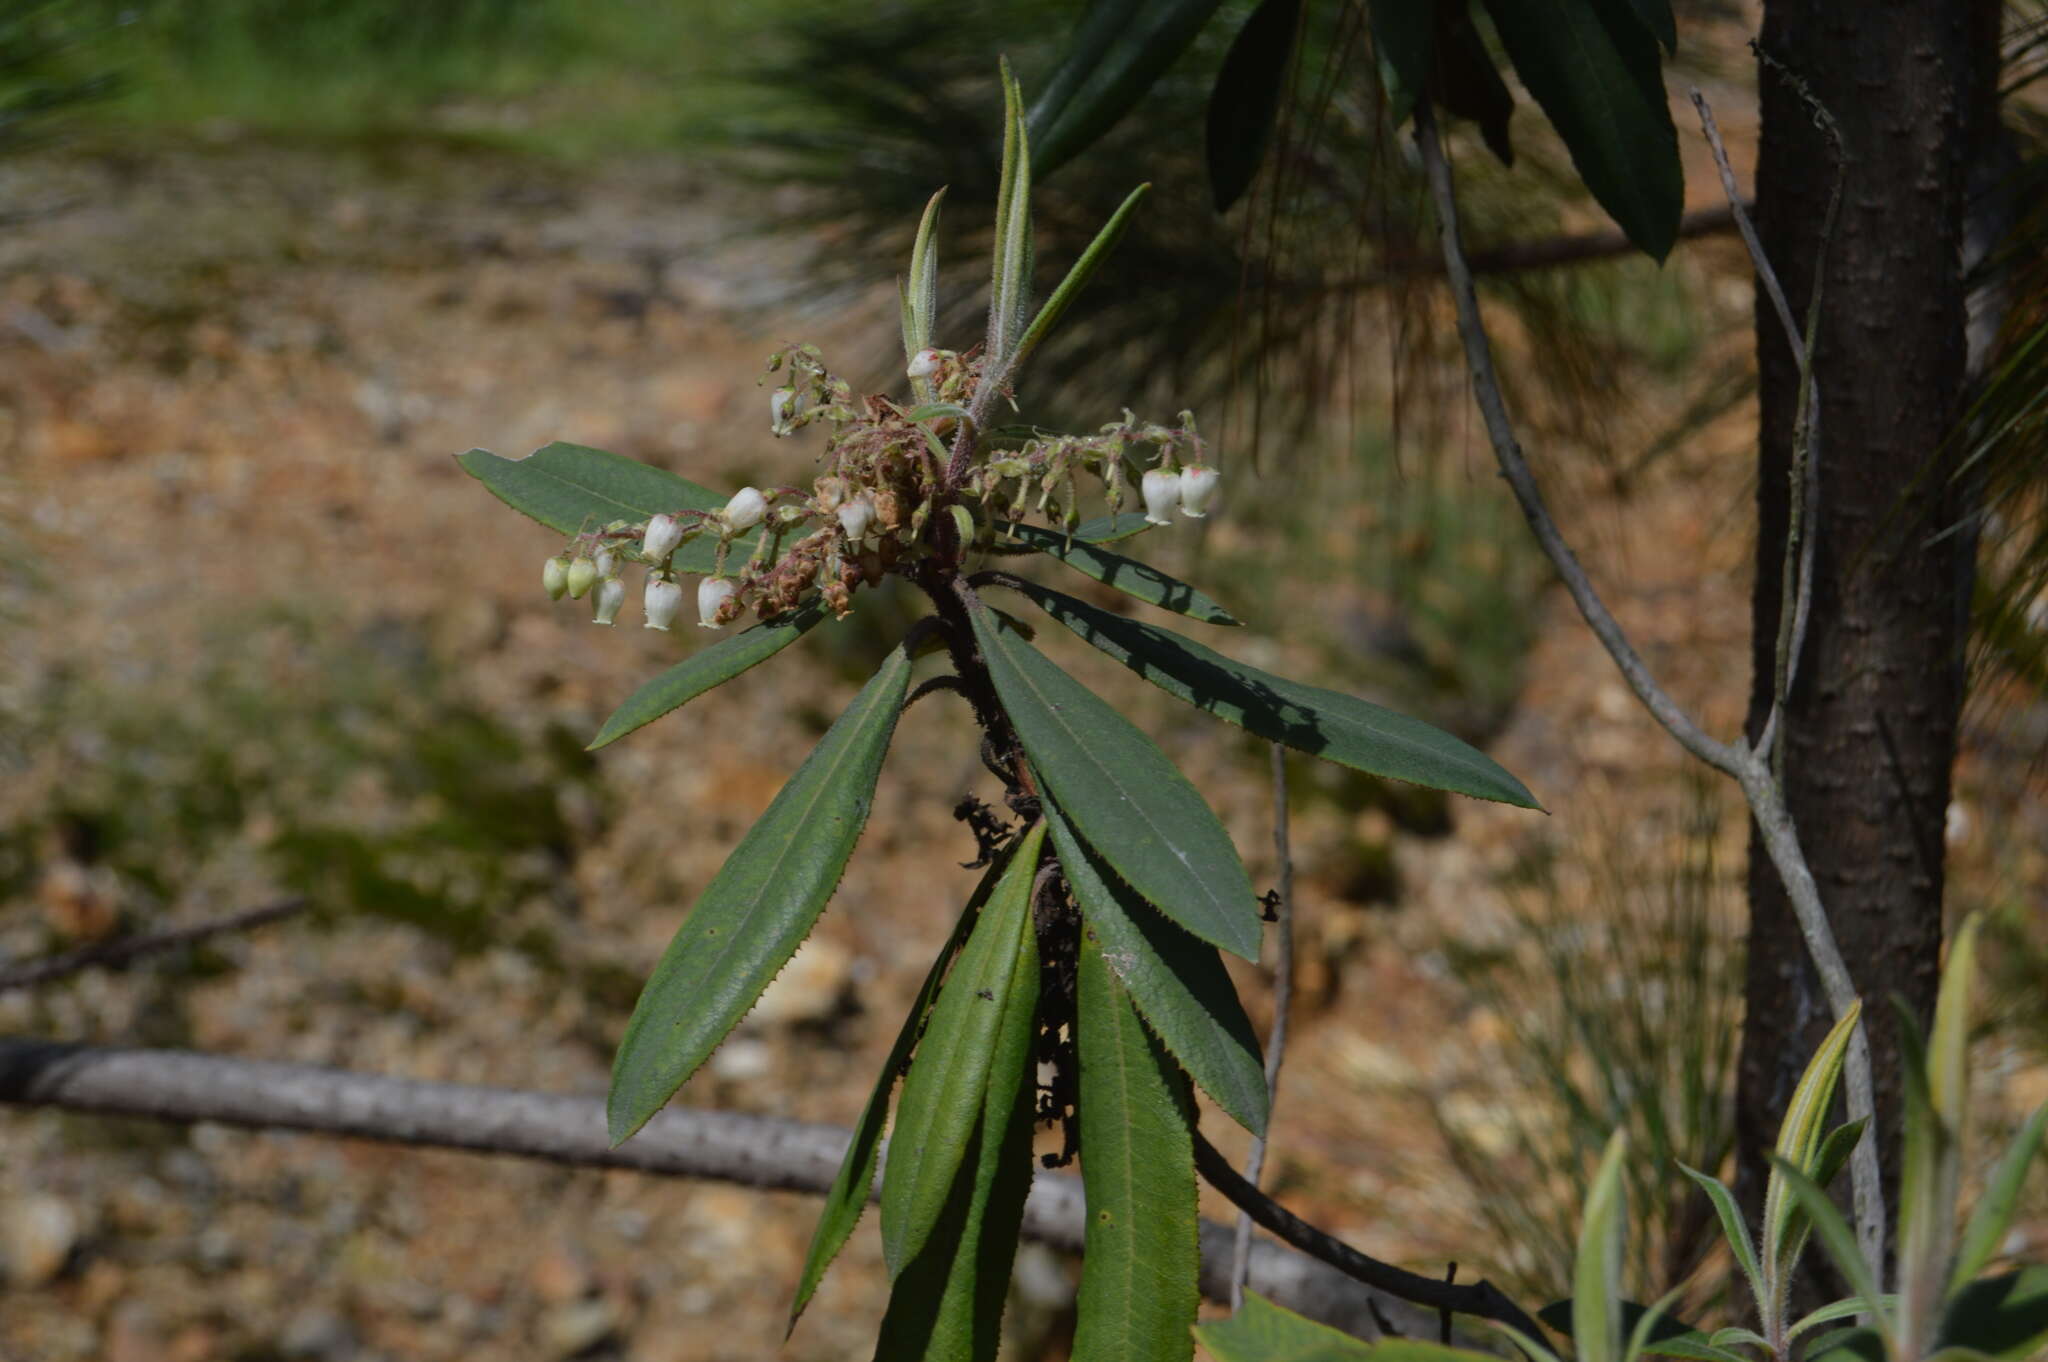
1193, 1291, 1382, 1360
872, 853, 1042, 1362
788, 846, 1021, 1331
1009, 182, 1149, 379
1803, 1326, 1887, 1362
995, 525, 1240, 624
1574, 1129, 1629, 1362
999, 578, 1538, 807
1539, 1299, 1737, 1362
1433, 5, 1517, 165
589, 604, 826, 751
1043, 798, 1267, 1136
1206, 0, 1301, 212
1929, 914, 1982, 1124
998, 513, 1153, 550
986, 59, 1035, 373
1029, 0, 1228, 179
871, 1071, 1036, 1362
1369, 0, 1433, 126
1939, 1266, 2048, 1360
1951, 1102, 2048, 1293
968, 602, 1262, 960
1763, 998, 1862, 1271
1676, 1163, 1763, 1325
902, 187, 947, 383
606, 643, 913, 1144
1073, 927, 1199, 1362
1790, 1298, 1903, 1345
458, 441, 747, 573
1769, 1157, 1894, 1351
1625, 0, 1677, 54
1478, 0, 1680, 259
880, 822, 1045, 1277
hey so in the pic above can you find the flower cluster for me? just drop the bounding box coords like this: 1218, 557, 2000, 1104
537, 343, 1220, 632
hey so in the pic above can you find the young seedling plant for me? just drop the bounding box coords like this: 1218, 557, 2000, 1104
461, 65, 1539, 1361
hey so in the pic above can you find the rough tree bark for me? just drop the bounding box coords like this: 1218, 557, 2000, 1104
1738, 0, 2001, 1226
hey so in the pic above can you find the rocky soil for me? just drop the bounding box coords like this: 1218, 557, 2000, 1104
0, 133, 2041, 1362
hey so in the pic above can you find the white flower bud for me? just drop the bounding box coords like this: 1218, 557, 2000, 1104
1141, 468, 1182, 526
565, 555, 599, 599
643, 575, 683, 631
698, 576, 738, 628
592, 575, 626, 625
837, 493, 875, 541
593, 545, 616, 578
722, 486, 767, 533
642, 513, 684, 563
907, 348, 940, 380
542, 555, 570, 600
770, 386, 797, 434
1178, 464, 1220, 518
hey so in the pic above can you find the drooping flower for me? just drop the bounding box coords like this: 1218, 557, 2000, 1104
644, 575, 683, 631
642, 513, 685, 563
698, 576, 739, 628
907, 348, 940, 380
593, 545, 617, 578
565, 555, 599, 599
1141, 468, 1182, 526
837, 493, 876, 541
722, 487, 768, 533
542, 555, 570, 601
592, 575, 626, 626
769, 387, 797, 435
1178, 464, 1220, 518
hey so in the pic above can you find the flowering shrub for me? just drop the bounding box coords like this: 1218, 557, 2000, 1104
462, 66, 1536, 1361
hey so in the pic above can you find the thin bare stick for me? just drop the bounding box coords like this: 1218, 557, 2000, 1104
0, 1039, 1425, 1339
1230, 743, 1299, 1309
1413, 103, 1885, 1265
1409, 106, 1743, 779
0, 897, 308, 992
1691, 89, 1838, 767
1194, 1132, 1547, 1343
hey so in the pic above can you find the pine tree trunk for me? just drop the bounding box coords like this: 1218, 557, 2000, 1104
1736, 0, 2000, 1236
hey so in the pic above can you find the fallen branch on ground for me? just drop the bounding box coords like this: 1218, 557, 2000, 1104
0, 1038, 1430, 1339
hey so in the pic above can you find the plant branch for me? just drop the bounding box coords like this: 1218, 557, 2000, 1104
0, 1039, 1426, 1339
1193, 1132, 1548, 1344
0, 897, 308, 992
1413, 102, 1886, 1265
1410, 105, 1743, 780
1231, 743, 1298, 1310
1691, 89, 1836, 769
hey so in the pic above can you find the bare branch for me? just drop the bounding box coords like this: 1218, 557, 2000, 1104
1413, 103, 1886, 1263
1194, 1132, 1547, 1343
1690, 89, 1836, 768
1231, 743, 1298, 1310
0, 1039, 1426, 1339
0, 897, 308, 992
1411, 105, 1743, 779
